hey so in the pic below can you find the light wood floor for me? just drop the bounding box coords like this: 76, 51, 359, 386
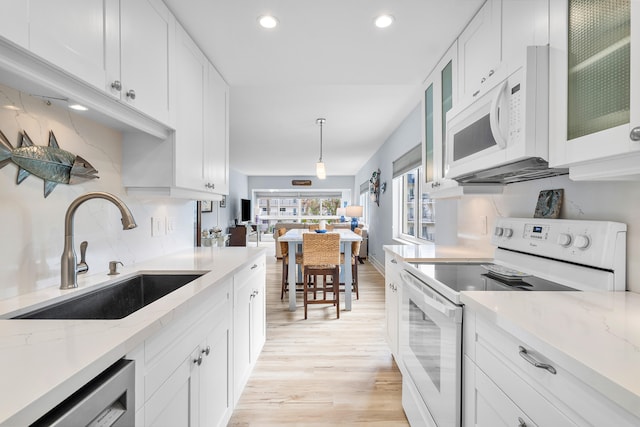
228, 253, 409, 426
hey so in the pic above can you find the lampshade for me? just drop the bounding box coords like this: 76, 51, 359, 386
345, 205, 363, 217
316, 161, 326, 180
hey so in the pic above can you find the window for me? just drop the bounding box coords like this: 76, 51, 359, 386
359, 180, 370, 225
393, 145, 435, 242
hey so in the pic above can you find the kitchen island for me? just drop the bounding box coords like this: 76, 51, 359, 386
0, 246, 265, 426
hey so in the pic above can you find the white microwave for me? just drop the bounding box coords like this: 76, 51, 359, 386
445, 45, 566, 184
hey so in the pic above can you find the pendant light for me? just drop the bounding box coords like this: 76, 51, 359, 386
316, 118, 327, 179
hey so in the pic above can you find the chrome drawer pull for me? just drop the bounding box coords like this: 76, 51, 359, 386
518, 417, 527, 427
518, 346, 557, 374
631, 126, 640, 141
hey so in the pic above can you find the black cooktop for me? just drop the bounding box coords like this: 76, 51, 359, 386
408, 262, 577, 293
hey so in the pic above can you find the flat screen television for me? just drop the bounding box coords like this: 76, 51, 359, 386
241, 199, 251, 222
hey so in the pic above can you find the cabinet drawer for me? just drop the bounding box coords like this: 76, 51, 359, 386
475, 316, 639, 427
473, 364, 538, 427
475, 337, 578, 426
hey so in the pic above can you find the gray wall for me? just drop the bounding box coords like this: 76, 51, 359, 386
354, 104, 422, 268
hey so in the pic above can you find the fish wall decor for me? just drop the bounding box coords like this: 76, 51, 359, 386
0, 130, 99, 197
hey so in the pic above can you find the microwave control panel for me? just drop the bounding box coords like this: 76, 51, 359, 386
508, 79, 523, 142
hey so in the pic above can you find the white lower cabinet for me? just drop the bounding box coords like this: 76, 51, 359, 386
233, 257, 266, 404
142, 278, 231, 427
463, 309, 640, 427
384, 251, 401, 364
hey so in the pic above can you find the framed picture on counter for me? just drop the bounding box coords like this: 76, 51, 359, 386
201, 200, 213, 213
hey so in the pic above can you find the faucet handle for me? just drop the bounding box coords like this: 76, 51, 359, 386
77, 241, 88, 274
108, 261, 124, 275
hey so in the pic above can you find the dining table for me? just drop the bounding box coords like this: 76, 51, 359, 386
279, 228, 363, 312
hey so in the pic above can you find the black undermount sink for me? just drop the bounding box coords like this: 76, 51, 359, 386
12, 273, 204, 320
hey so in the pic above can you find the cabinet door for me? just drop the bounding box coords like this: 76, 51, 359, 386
384, 254, 401, 361
457, 0, 501, 102
145, 347, 199, 427
120, 0, 172, 123
250, 266, 266, 359
0, 2, 28, 47
422, 41, 460, 196
502, 0, 549, 75
233, 269, 254, 402
549, 0, 640, 169
174, 23, 206, 191
28, 0, 116, 90
205, 63, 230, 195
200, 326, 231, 427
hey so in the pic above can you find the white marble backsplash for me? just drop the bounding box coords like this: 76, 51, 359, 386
0, 84, 194, 300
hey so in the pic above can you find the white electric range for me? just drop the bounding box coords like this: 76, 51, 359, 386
399, 217, 627, 427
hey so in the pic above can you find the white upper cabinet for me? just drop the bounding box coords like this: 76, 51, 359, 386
174, 23, 207, 192
422, 41, 463, 197
502, 0, 549, 75
122, 22, 229, 199
0, 0, 172, 134
25, 0, 117, 92
116, 0, 172, 124
458, 0, 502, 103
205, 62, 230, 195
549, 0, 640, 180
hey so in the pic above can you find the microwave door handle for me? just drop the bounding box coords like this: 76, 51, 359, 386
489, 80, 508, 149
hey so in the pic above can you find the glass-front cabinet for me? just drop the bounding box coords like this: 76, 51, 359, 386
549, 0, 640, 179
421, 41, 462, 197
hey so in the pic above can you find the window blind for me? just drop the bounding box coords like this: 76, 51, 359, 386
392, 144, 422, 178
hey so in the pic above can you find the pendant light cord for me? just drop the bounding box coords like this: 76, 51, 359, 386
318, 119, 323, 162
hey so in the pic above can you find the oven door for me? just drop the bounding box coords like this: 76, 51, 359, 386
400, 270, 463, 427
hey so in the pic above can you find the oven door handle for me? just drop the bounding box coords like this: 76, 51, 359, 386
401, 271, 461, 321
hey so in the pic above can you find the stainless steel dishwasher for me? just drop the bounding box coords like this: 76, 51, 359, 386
31, 359, 135, 427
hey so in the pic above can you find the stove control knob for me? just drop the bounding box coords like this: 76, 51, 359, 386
573, 234, 590, 249
494, 227, 504, 237
503, 228, 513, 238
557, 233, 572, 247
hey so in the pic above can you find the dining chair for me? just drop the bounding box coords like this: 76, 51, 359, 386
339, 227, 362, 300
278, 227, 303, 300
302, 232, 341, 319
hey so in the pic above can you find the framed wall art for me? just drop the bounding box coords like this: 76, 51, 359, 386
201, 200, 213, 213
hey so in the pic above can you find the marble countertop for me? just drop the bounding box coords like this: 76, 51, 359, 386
461, 291, 640, 420
0, 246, 265, 426
383, 244, 494, 262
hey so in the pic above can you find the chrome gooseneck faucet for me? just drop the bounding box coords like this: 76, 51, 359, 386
60, 192, 137, 290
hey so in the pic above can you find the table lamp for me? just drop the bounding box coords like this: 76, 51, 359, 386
345, 205, 363, 231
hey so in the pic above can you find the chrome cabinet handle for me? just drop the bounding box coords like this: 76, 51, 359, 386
205, 182, 215, 189
518, 346, 557, 374
630, 126, 640, 141
194, 355, 203, 366
518, 417, 527, 427
111, 80, 122, 91
390, 259, 397, 264
473, 90, 480, 97
251, 264, 258, 270
126, 89, 136, 100
202, 346, 211, 356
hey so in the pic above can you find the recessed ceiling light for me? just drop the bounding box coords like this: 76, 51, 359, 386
374, 14, 394, 29
258, 15, 279, 29
69, 104, 88, 111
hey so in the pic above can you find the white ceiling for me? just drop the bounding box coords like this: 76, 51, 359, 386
163, 0, 484, 177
